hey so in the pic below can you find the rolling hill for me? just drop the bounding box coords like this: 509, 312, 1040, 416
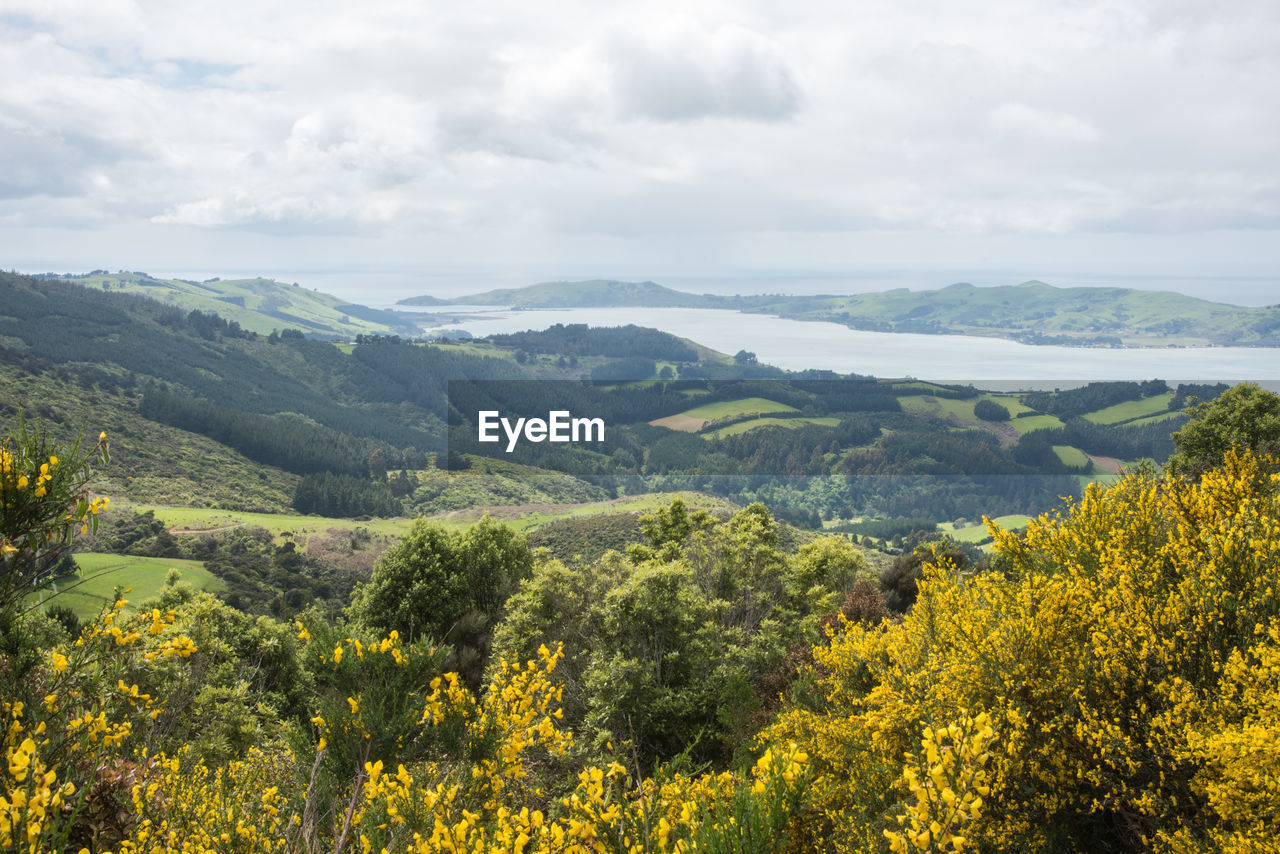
399, 278, 1280, 347
36, 271, 421, 338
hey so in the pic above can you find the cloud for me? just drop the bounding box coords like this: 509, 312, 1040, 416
603, 22, 801, 122
988, 103, 1102, 144
0, 0, 1277, 279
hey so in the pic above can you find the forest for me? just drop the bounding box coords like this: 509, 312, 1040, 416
3, 368, 1280, 853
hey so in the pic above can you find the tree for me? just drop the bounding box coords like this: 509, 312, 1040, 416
734, 349, 758, 365
349, 517, 532, 645
973, 399, 1011, 422
1167, 382, 1280, 478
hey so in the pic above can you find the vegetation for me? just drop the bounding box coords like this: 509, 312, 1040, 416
1166, 382, 1280, 478
7, 391, 1280, 853
973, 399, 1010, 422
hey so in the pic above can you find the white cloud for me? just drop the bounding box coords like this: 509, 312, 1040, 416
0, 0, 1277, 279
989, 103, 1102, 144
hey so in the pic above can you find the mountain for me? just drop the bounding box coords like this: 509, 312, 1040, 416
37, 271, 421, 338
402, 278, 1280, 347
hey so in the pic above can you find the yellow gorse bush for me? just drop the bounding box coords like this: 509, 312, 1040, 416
113, 635, 808, 854
766, 449, 1280, 852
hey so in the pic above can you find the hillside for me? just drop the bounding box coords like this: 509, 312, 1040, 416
402, 278, 1280, 347
35, 270, 421, 338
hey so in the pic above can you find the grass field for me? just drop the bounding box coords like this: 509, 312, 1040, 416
1125, 410, 1187, 428
899, 393, 1035, 423
125, 503, 417, 542
938, 514, 1031, 543
424, 491, 738, 531
1082, 392, 1175, 425
680, 397, 798, 421
1008, 414, 1066, 434
37, 554, 225, 619
1053, 445, 1091, 468
703, 416, 840, 439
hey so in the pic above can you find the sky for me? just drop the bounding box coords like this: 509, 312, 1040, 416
2, 0, 1278, 302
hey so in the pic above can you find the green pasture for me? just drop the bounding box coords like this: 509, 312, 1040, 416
38, 554, 225, 620
425, 491, 736, 532
680, 397, 797, 421
938, 514, 1031, 543
1009, 414, 1066, 434
1125, 410, 1186, 428
703, 416, 840, 439
1082, 392, 1175, 425
898, 393, 1034, 423
125, 503, 417, 543
1053, 445, 1091, 468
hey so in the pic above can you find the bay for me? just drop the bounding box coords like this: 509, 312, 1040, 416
420, 307, 1280, 386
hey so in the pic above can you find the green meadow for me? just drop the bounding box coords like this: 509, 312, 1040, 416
39, 554, 225, 619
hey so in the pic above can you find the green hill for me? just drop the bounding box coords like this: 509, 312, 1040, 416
399, 279, 722, 309
743, 280, 1280, 347
37, 271, 421, 338
401, 278, 1280, 347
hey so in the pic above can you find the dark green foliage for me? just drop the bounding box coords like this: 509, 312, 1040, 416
486, 323, 698, 361
880, 536, 972, 613
1167, 382, 1280, 478
292, 472, 401, 517
349, 517, 533, 646
1027, 417, 1182, 462
141, 387, 383, 476
525, 513, 647, 563
44, 603, 81, 638
589, 357, 656, 380
88, 512, 363, 617
1021, 380, 1168, 419
974, 399, 1011, 421
827, 517, 937, 541
494, 501, 864, 767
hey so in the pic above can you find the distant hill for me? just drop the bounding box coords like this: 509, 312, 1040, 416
38, 271, 421, 338
399, 279, 723, 309
402, 278, 1280, 347
742, 280, 1280, 347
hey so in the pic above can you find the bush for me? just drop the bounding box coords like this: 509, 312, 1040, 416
973, 399, 1011, 422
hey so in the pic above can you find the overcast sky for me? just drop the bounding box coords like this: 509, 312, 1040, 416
2, 0, 1277, 301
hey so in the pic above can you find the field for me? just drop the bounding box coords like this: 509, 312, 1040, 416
1082, 392, 1175, 425
703, 416, 840, 439
124, 503, 417, 543
425, 491, 738, 531
1053, 445, 1092, 468
899, 393, 1036, 423
651, 397, 799, 433
1126, 410, 1187, 428
1008, 414, 1067, 434
938, 514, 1031, 544
679, 397, 798, 421
38, 553, 225, 619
